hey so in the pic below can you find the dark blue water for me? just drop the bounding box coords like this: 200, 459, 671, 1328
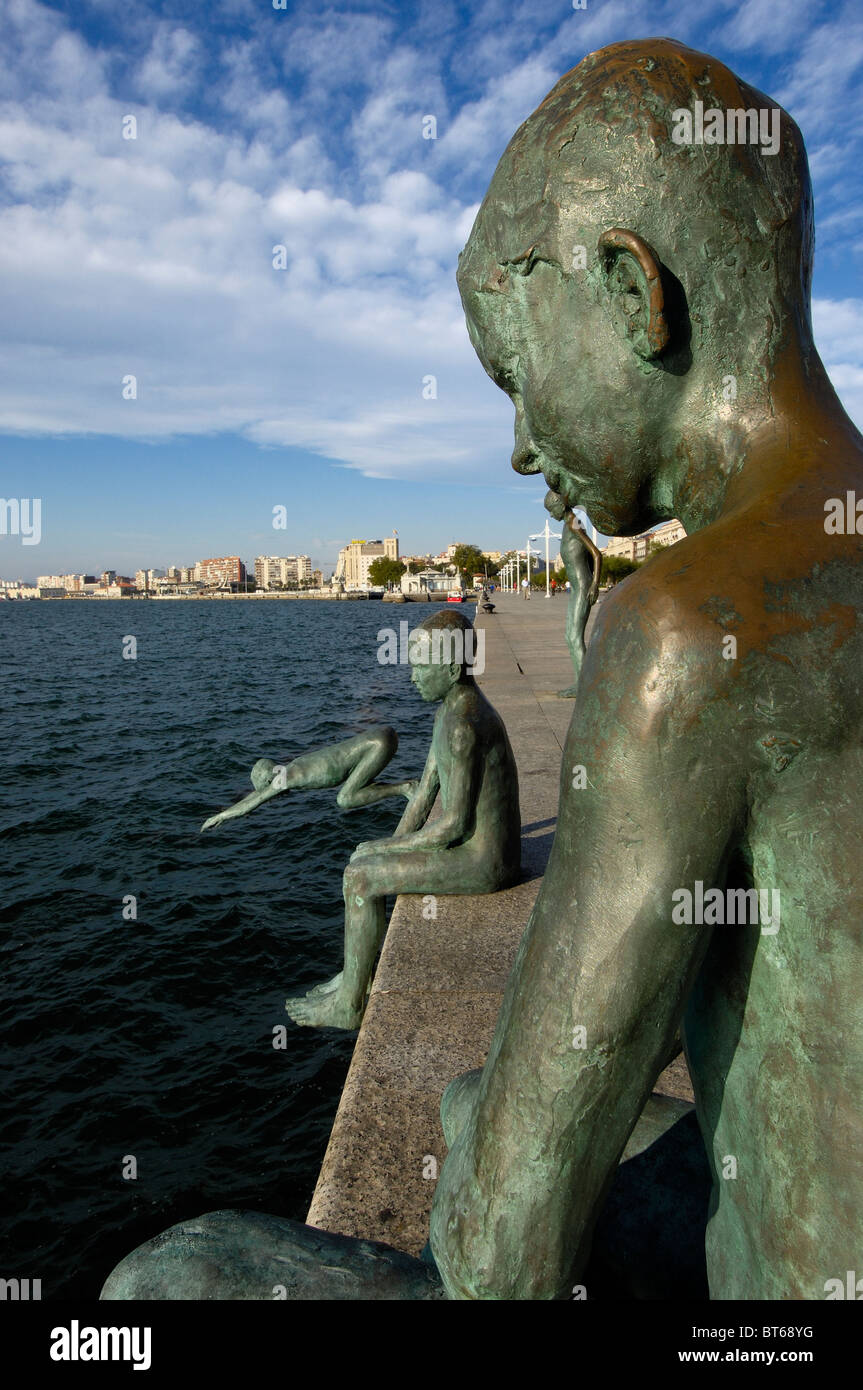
0, 598, 446, 1298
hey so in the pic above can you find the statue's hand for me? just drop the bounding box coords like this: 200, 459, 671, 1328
350, 841, 377, 860
201, 812, 226, 832
350, 837, 401, 861
402, 779, 421, 801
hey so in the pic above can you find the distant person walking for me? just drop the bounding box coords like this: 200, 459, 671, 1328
522, 578, 530, 600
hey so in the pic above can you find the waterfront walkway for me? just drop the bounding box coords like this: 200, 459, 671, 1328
306, 591, 692, 1255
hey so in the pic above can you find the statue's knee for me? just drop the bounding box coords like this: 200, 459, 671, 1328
344, 863, 369, 900
374, 726, 398, 759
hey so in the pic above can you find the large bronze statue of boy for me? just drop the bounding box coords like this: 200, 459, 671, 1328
103, 38, 862, 1300
429, 37, 862, 1300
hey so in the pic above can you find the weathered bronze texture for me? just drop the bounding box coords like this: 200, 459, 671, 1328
103, 37, 862, 1301
555, 508, 602, 696
203, 608, 520, 1029
428, 36, 862, 1300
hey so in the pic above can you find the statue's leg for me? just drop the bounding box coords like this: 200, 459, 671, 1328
286, 845, 488, 1029
101, 1210, 444, 1301
441, 1068, 483, 1145
270, 727, 414, 808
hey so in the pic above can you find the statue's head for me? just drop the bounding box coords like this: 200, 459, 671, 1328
458, 38, 814, 536
409, 610, 475, 700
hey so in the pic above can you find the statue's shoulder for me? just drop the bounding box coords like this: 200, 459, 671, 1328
590, 506, 863, 744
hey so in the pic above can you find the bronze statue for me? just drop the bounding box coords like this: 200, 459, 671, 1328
103, 37, 862, 1301
428, 36, 863, 1300
202, 608, 520, 1029
555, 509, 601, 697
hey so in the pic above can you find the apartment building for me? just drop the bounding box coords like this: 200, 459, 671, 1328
254, 555, 313, 589
197, 556, 247, 587
334, 536, 399, 589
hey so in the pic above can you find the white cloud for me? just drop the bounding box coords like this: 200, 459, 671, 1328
136, 24, 200, 100
0, 0, 860, 490
813, 297, 863, 427
719, 0, 820, 58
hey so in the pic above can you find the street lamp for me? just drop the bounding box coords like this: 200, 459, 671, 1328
525, 534, 543, 595
529, 519, 555, 597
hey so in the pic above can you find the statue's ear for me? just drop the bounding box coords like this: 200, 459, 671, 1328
597, 228, 670, 361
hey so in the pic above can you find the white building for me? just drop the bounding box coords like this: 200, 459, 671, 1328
400, 569, 452, 596
134, 569, 165, 592
334, 537, 399, 590
37, 573, 89, 591
603, 519, 687, 563
254, 555, 313, 589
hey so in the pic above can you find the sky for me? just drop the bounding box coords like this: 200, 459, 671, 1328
1, 0, 862, 578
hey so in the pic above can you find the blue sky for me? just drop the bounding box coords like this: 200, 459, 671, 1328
1, 0, 862, 578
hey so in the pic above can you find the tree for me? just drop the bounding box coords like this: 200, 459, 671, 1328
600, 554, 639, 585
450, 544, 497, 582
368, 557, 406, 587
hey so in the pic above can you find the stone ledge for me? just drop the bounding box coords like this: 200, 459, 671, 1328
306, 596, 693, 1254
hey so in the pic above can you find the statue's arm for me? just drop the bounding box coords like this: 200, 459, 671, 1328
201, 784, 282, 831
364, 722, 478, 855
393, 747, 440, 836
201, 759, 283, 831
429, 613, 743, 1298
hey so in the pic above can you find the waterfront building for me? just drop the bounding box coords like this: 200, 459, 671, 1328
400, 569, 453, 597
254, 555, 313, 589
335, 536, 399, 590
36, 573, 85, 591
197, 556, 247, 588
134, 568, 165, 592
603, 519, 686, 563
0, 581, 39, 597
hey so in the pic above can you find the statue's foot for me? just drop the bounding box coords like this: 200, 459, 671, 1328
285, 973, 363, 1030
101, 1210, 445, 1301
557, 683, 579, 699
441, 1068, 482, 1146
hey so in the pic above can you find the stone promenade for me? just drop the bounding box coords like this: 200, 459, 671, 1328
306, 591, 692, 1255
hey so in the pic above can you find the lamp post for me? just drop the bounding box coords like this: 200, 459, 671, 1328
530, 519, 555, 597
525, 535, 542, 595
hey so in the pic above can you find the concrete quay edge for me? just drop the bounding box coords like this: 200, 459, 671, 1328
306, 593, 693, 1255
